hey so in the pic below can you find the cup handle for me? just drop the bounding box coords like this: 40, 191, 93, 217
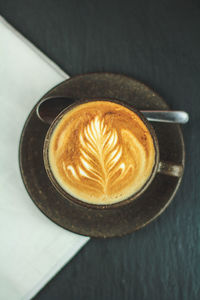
157, 161, 183, 177
36, 96, 75, 125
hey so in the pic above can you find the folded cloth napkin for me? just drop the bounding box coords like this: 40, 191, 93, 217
0, 16, 89, 300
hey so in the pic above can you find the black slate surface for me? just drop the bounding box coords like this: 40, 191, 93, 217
0, 0, 199, 299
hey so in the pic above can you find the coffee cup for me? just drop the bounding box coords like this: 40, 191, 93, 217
41, 98, 182, 209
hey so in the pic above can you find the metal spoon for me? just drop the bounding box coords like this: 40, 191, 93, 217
37, 97, 189, 125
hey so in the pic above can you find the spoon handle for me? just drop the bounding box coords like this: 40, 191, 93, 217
141, 111, 189, 124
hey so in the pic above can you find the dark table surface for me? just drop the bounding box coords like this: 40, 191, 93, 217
1, 0, 200, 299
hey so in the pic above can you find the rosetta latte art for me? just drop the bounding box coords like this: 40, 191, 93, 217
48, 101, 155, 204
65, 116, 132, 194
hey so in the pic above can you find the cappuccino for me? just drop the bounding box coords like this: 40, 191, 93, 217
48, 101, 155, 205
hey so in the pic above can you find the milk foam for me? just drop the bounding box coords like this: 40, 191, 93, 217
48, 101, 155, 205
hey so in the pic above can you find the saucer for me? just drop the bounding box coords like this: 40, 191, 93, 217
19, 73, 185, 238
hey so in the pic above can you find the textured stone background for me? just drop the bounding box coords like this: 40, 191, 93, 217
0, 0, 199, 299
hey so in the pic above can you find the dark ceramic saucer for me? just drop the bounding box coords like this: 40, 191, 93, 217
19, 73, 185, 238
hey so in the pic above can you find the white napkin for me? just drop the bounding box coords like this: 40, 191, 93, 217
0, 16, 89, 300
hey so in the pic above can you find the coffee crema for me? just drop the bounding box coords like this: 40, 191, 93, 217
48, 101, 155, 205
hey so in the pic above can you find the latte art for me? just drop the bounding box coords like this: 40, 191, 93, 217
48, 101, 156, 204
67, 116, 129, 194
